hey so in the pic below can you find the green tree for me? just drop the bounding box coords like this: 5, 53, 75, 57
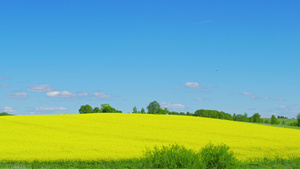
100, 104, 122, 113
233, 113, 236, 120
249, 113, 263, 123
179, 112, 186, 115
79, 104, 93, 114
133, 106, 138, 113
297, 113, 300, 127
234, 113, 248, 122
147, 101, 161, 114
264, 119, 269, 124
141, 108, 146, 114
0, 112, 13, 116
92, 107, 101, 113
157, 108, 169, 115
270, 115, 279, 125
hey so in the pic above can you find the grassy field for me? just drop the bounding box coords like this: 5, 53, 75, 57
262, 118, 297, 125
0, 113, 300, 168
1, 158, 300, 169
261, 118, 299, 129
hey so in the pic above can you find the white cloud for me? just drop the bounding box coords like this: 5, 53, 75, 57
193, 20, 212, 25
46, 91, 89, 98
279, 105, 287, 109
242, 92, 252, 95
35, 107, 67, 111
1, 84, 10, 88
184, 82, 211, 89
7, 92, 28, 98
1, 107, 17, 114
94, 92, 112, 98
161, 102, 186, 111
46, 91, 76, 98
78, 92, 89, 97
197, 98, 205, 101
184, 82, 202, 88
28, 85, 53, 92
242, 92, 285, 102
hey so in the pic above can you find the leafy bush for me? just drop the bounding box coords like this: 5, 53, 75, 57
200, 143, 237, 169
264, 119, 269, 124
288, 121, 298, 127
249, 113, 263, 123
0, 112, 13, 116
143, 143, 237, 169
297, 113, 300, 127
270, 115, 279, 125
194, 109, 233, 120
143, 144, 202, 168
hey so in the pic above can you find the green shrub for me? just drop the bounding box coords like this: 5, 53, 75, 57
288, 121, 298, 126
200, 143, 237, 169
264, 119, 269, 124
143, 144, 202, 168
0, 112, 13, 116
143, 143, 238, 168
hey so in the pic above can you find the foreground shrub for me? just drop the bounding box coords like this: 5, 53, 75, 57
200, 142, 237, 169
143, 144, 202, 168
143, 143, 237, 168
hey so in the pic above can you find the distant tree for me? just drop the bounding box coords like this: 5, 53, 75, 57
101, 104, 122, 113
288, 121, 298, 126
297, 113, 300, 127
133, 106, 138, 113
233, 113, 236, 120
277, 116, 288, 119
141, 108, 146, 114
186, 112, 192, 116
92, 107, 101, 113
194, 109, 233, 120
179, 112, 186, 115
101, 104, 114, 113
249, 113, 263, 123
264, 119, 269, 124
147, 101, 161, 114
168, 111, 179, 115
234, 113, 248, 122
0, 112, 13, 116
270, 115, 279, 125
157, 108, 169, 115
79, 104, 93, 114
281, 121, 286, 125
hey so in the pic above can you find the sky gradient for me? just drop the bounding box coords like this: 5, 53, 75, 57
1, 0, 300, 118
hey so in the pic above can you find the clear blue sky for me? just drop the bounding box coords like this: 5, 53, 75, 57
1, 0, 299, 118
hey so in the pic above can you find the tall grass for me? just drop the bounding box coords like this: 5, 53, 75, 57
143, 143, 237, 168
143, 144, 202, 168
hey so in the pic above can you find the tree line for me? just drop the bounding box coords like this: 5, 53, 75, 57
0, 112, 13, 116
78, 101, 300, 127
79, 104, 122, 114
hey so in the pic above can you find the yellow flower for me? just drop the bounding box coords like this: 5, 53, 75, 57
0, 113, 299, 162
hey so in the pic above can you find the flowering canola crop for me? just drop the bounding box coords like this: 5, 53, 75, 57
0, 113, 300, 161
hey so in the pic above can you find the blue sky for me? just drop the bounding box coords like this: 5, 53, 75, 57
1, 0, 300, 118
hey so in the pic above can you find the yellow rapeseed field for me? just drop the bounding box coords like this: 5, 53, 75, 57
0, 113, 299, 162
